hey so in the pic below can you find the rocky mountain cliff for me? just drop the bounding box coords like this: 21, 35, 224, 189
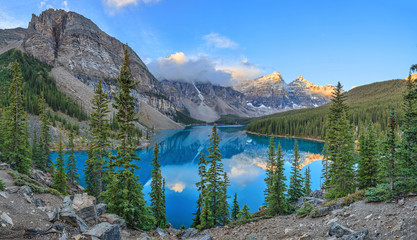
0, 9, 180, 129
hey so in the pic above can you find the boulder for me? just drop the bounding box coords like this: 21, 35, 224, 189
96, 203, 107, 217
310, 199, 343, 218
154, 227, 167, 237
73, 193, 97, 224
6, 186, 19, 193
329, 222, 354, 238
60, 196, 88, 233
0, 162, 10, 170
138, 232, 151, 240
309, 189, 325, 199
296, 197, 325, 209
99, 213, 126, 229
0, 191, 8, 199
18, 185, 33, 195
33, 198, 45, 207
181, 227, 199, 238
0, 212, 13, 226
84, 222, 121, 240
30, 169, 52, 187
340, 230, 369, 240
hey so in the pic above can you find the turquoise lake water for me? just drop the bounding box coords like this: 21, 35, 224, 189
51, 125, 324, 228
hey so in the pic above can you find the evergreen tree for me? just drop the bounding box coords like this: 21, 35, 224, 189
32, 129, 41, 169
237, 204, 251, 221
66, 130, 79, 184
304, 166, 311, 196
325, 82, 356, 199
357, 123, 379, 189
264, 137, 275, 207
1, 61, 31, 174
288, 140, 304, 202
231, 193, 240, 221
199, 189, 214, 230
38, 92, 51, 172
268, 143, 289, 215
53, 134, 67, 194
217, 172, 230, 225
86, 78, 111, 196
321, 142, 329, 188
205, 124, 227, 226
380, 108, 399, 192
101, 45, 154, 230
192, 152, 207, 228
85, 146, 100, 197
398, 66, 417, 192
150, 143, 167, 228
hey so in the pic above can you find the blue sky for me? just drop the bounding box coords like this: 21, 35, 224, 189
1, 0, 416, 89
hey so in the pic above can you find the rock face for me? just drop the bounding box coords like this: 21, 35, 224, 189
0, 9, 179, 129
234, 72, 334, 112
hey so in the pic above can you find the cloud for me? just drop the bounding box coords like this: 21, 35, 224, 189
148, 52, 234, 85
169, 182, 186, 193
218, 57, 263, 82
203, 33, 238, 49
103, 0, 160, 9
0, 10, 27, 29
61, 1, 69, 11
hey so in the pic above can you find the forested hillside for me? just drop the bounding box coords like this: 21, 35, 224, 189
0, 49, 88, 121
246, 79, 406, 138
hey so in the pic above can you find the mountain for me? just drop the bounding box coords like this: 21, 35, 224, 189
246, 79, 407, 138
234, 72, 334, 111
0, 9, 181, 130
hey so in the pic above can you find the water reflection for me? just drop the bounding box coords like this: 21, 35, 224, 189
51, 125, 324, 228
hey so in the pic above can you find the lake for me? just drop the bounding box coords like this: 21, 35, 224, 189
51, 125, 324, 228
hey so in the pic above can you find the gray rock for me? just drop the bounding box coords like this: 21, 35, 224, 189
309, 189, 325, 199
96, 203, 107, 217
181, 227, 199, 238
329, 222, 354, 237
0, 163, 10, 170
60, 196, 89, 232
99, 213, 126, 229
23, 193, 32, 203
155, 227, 167, 237
0, 191, 8, 199
138, 232, 151, 240
6, 186, 19, 193
73, 193, 97, 224
18, 185, 32, 195
339, 230, 369, 240
33, 198, 45, 207
0, 212, 13, 226
296, 197, 325, 209
84, 222, 121, 240
311, 199, 343, 218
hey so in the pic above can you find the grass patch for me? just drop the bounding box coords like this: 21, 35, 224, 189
0, 178, 4, 191
341, 190, 366, 206
296, 202, 314, 217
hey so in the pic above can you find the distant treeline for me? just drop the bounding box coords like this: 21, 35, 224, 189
246, 80, 406, 139
0, 49, 88, 121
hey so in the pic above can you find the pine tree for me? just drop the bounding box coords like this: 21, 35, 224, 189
264, 137, 275, 207
66, 130, 79, 184
398, 66, 417, 192
381, 108, 399, 192
288, 140, 304, 202
217, 172, 230, 225
192, 152, 207, 228
231, 193, 240, 221
237, 204, 251, 221
268, 143, 289, 215
85, 146, 100, 197
32, 129, 41, 169
150, 143, 167, 228
304, 166, 311, 196
38, 92, 51, 172
53, 134, 67, 194
325, 82, 356, 199
199, 189, 214, 230
86, 78, 111, 197
321, 142, 329, 188
1, 61, 31, 174
205, 124, 227, 226
101, 45, 154, 230
357, 123, 379, 189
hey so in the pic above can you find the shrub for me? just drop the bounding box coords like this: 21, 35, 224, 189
0, 178, 4, 191
296, 202, 314, 217
6, 169, 48, 193
180, 225, 185, 230
365, 184, 391, 202
48, 188, 62, 196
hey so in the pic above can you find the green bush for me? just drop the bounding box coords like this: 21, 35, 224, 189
6, 169, 48, 193
0, 178, 4, 191
48, 188, 62, 196
365, 184, 391, 202
341, 189, 366, 206
296, 202, 314, 217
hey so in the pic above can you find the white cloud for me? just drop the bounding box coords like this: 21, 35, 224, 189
218, 57, 263, 82
103, 0, 160, 9
0, 10, 26, 29
61, 1, 69, 11
148, 52, 234, 85
203, 33, 238, 49
40, 0, 47, 8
